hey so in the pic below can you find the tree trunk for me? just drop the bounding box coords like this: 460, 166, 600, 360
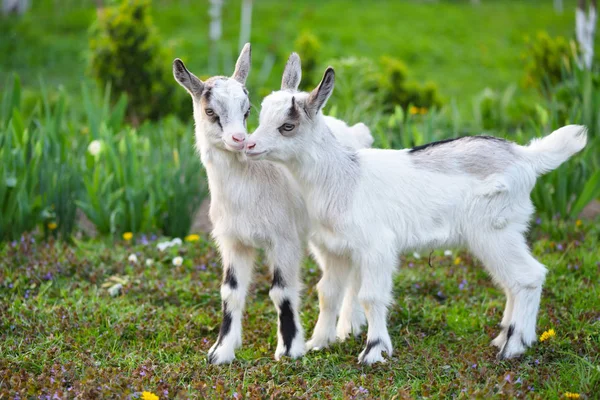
576, 0, 597, 70
239, 0, 253, 52
2, 0, 29, 15
554, 0, 564, 13
209, 0, 224, 74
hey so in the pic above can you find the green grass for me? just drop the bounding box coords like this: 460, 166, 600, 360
0, 0, 586, 111
1, 221, 599, 398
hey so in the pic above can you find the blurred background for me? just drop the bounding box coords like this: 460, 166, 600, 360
1, 0, 599, 241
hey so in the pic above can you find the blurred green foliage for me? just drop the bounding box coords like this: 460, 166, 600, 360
88, 0, 178, 122
0, 75, 206, 241
294, 31, 321, 90
523, 31, 575, 92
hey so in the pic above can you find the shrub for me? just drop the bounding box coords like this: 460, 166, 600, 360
88, 0, 176, 123
294, 31, 322, 90
0, 75, 206, 241
378, 56, 442, 112
523, 31, 575, 93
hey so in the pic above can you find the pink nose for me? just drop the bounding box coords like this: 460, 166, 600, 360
232, 133, 245, 143
247, 141, 256, 150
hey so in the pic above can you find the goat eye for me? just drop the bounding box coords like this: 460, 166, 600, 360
280, 123, 295, 132
244, 109, 250, 119
205, 108, 215, 116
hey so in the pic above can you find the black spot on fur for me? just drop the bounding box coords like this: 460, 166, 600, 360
506, 324, 515, 342
216, 302, 232, 346
271, 269, 285, 289
209, 302, 233, 363
287, 97, 300, 120
279, 299, 297, 353
362, 339, 381, 358
203, 88, 212, 102
409, 135, 506, 153
224, 267, 237, 289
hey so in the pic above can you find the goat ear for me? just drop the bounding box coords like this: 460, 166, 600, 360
281, 52, 302, 91
232, 43, 251, 84
173, 58, 204, 97
307, 67, 335, 114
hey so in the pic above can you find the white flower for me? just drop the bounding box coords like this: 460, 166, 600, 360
172, 256, 183, 267
157, 238, 183, 252
128, 254, 138, 264
108, 283, 122, 297
444, 250, 453, 256
413, 252, 421, 259
87, 140, 102, 156
145, 259, 154, 267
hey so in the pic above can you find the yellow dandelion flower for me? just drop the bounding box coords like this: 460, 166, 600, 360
141, 392, 159, 400
539, 328, 556, 342
185, 234, 200, 242
564, 392, 580, 399
47, 222, 58, 230
575, 219, 582, 227
454, 257, 462, 265
122, 232, 133, 241
409, 105, 419, 115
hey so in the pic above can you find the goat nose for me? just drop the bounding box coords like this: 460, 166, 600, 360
232, 133, 245, 143
247, 141, 256, 150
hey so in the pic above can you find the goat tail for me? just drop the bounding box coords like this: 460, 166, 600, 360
521, 125, 587, 176
350, 122, 374, 149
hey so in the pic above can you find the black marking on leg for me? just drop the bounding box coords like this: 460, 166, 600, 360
209, 302, 233, 364
224, 267, 238, 289
506, 324, 515, 342
279, 299, 297, 354
216, 302, 232, 346
362, 339, 381, 359
521, 337, 529, 348
271, 268, 285, 289
498, 324, 516, 360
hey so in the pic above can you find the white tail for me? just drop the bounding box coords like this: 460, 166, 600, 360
522, 125, 588, 175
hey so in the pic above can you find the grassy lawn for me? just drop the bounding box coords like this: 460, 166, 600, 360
0, 0, 583, 110
1, 220, 598, 398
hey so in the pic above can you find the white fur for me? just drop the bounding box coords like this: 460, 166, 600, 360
246, 64, 587, 364
173, 47, 372, 364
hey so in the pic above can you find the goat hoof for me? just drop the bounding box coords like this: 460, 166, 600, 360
275, 340, 306, 361
306, 336, 334, 352
207, 343, 236, 365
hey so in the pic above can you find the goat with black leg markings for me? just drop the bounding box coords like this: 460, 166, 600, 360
172, 47, 372, 364
245, 61, 587, 364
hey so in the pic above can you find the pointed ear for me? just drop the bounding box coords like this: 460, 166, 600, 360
307, 67, 335, 114
173, 58, 204, 97
281, 52, 302, 91
232, 43, 251, 84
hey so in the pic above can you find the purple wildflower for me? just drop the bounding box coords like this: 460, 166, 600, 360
471, 363, 477, 368
557, 243, 564, 251
8, 283, 13, 289
358, 386, 369, 394
43, 272, 53, 281
528, 386, 534, 391
408, 262, 414, 268
535, 218, 542, 225
505, 374, 511, 383
24, 290, 30, 299
515, 377, 522, 384
413, 283, 421, 289
11, 240, 17, 247
150, 234, 158, 241
534, 359, 540, 365
309, 268, 315, 273
163, 390, 169, 396
139, 370, 146, 376
459, 279, 467, 290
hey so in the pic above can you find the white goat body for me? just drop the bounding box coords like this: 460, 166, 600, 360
173, 47, 372, 364
246, 59, 588, 364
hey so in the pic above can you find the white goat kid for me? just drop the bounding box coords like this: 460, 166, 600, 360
245, 62, 587, 364
173, 46, 371, 364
